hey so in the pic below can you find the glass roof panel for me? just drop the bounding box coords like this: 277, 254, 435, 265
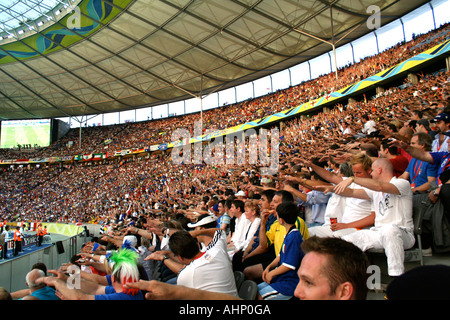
0, 0, 66, 34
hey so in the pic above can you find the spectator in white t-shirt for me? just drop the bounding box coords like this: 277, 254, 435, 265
168, 228, 239, 296
333, 158, 415, 277
360, 114, 377, 137
294, 153, 374, 238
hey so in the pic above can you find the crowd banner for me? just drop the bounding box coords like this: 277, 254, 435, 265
29, 158, 50, 163
42, 223, 84, 237
29, 222, 37, 231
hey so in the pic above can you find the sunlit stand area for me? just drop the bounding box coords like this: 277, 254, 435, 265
0, 223, 95, 294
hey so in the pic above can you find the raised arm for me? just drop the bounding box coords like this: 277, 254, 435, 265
293, 158, 343, 185
390, 140, 434, 164
332, 177, 371, 199
334, 176, 399, 196
36, 270, 96, 300
124, 280, 241, 300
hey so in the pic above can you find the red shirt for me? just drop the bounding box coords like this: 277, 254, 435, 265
390, 155, 409, 178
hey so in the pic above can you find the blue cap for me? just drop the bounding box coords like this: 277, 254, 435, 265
431, 113, 450, 123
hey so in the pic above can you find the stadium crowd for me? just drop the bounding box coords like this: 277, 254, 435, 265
1, 23, 450, 301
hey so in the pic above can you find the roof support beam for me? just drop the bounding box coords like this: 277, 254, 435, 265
0, 66, 68, 118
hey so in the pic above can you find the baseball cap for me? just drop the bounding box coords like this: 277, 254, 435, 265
187, 214, 217, 228
235, 190, 246, 197
431, 113, 450, 123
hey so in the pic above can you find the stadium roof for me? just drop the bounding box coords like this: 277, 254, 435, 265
0, 0, 430, 120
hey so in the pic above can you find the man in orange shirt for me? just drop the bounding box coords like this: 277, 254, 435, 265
14, 227, 22, 256
37, 224, 46, 247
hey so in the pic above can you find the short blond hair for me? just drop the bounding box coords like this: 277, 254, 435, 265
348, 153, 373, 172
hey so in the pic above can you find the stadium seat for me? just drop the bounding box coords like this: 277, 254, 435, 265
234, 271, 245, 291
238, 280, 258, 300
407, 204, 426, 266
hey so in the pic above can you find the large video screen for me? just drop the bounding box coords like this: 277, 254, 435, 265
0, 119, 51, 149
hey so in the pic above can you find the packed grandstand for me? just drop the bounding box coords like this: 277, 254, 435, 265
1, 21, 449, 225
0, 0, 450, 302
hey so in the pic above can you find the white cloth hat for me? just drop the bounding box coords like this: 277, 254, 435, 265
235, 190, 246, 197
187, 215, 217, 228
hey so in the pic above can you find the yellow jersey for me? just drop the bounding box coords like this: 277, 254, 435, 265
266, 217, 309, 256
